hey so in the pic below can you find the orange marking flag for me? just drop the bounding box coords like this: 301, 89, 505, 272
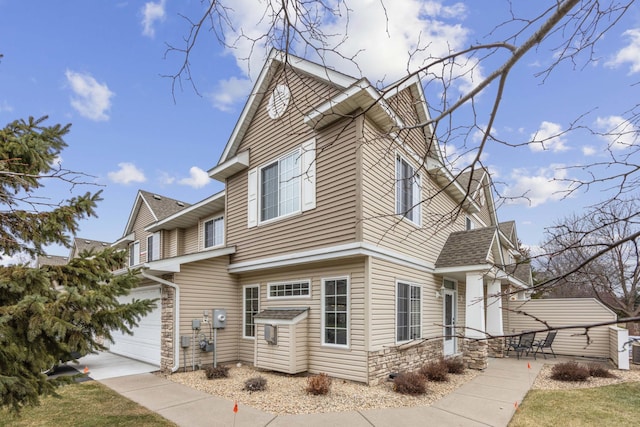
233, 401, 238, 413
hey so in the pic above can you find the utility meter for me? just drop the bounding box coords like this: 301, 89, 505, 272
213, 309, 227, 329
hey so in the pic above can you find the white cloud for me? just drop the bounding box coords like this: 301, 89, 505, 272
0, 99, 13, 112
442, 143, 488, 172
158, 171, 176, 185
605, 28, 640, 74
108, 162, 146, 184
502, 165, 572, 207
594, 115, 638, 150
141, 0, 166, 38
0, 252, 34, 267
581, 145, 596, 156
529, 121, 569, 152
214, 0, 474, 107
209, 77, 254, 112
178, 166, 210, 188
65, 70, 114, 121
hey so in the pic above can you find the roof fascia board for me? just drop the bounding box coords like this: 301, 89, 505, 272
145, 190, 226, 232
112, 232, 135, 247
426, 159, 482, 213
144, 246, 236, 273
228, 242, 435, 274
434, 264, 494, 275
208, 150, 250, 182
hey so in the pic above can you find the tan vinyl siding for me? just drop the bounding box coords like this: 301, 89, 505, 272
254, 320, 308, 374
238, 259, 367, 382
361, 123, 466, 265
226, 119, 359, 263
130, 202, 156, 263
173, 257, 239, 367
368, 258, 440, 350
505, 298, 616, 358
182, 224, 198, 255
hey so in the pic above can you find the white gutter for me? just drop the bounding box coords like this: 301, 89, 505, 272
141, 271, 180, 373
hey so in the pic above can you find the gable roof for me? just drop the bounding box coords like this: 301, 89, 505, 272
214, 50, 358, 167
208, 50, 440, 181
71, 238, 110, 258
146, 190, 225, 232
120, 190, 190, 237
435, 227, 497, 268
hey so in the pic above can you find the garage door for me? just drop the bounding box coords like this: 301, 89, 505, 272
109, 286, 161, 366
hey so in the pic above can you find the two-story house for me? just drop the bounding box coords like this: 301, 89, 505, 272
106, 50, 531, 384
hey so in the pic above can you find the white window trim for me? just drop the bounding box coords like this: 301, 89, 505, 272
266, 279, 311, 300
242, 284, 260, 339
321, 276, 350, 349
147, 232, 161, 262
202, 215, 225, 250
247, 139, 316, 228
395, 152, 422, 227
465, 216, 475, 230
258, 147, 302, 225
129, 241, 140, 267
395, 280, 423, 344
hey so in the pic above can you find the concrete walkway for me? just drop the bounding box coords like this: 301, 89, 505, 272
98, 357, 545, 427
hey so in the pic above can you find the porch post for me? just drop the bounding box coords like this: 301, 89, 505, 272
486, 279, 504, 336
465, 272, 486, 339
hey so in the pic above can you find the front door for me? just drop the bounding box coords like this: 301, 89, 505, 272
443, 287, 457, 356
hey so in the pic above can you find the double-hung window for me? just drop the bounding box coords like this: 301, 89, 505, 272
247, 139, 316, 227
261, 150, 301, 222
204, 216, 224, 248
129, 241, 140, 266
243, 285, 259, 338
396, 281, 421, 342
322, 277, 349, 347
147, 232, 160, 262
396, 154, 421, 226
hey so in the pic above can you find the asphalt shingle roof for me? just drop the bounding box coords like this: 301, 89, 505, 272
435, 227, 496, 268
254, 308, 309, 321
139, 190, 191, 221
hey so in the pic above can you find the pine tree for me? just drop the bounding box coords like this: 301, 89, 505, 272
0, 116, 155, 412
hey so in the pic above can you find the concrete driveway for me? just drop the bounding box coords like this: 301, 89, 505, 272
76, 351, 159, 380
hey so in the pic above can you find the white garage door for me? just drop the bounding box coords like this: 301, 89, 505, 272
109, 286, 161, 366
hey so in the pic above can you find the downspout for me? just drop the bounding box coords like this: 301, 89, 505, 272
141, 270, 180, 373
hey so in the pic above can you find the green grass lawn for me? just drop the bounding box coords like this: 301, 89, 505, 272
509, 382, 640, 427
1, 381, 177, 427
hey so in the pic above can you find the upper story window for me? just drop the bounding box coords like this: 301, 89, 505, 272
268, 281, 311, 299
147, 232, 160, 262
128, 241, 140, 266
261, 150, 300, 222
466, 216, 475, 230
396, 154, 421, 226
204, 216, 224, 248
247, 139, 316, 228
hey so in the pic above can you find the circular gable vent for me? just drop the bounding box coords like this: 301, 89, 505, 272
267, 84, 291, 119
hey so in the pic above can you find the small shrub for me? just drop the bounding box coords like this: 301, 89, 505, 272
393, 371, 427, 395
550, 362, 590, 382
419, 359, 449, 382
204, 365, 229, 379
243, 376, 267, 392
587, 363, 616, 378
443, 357, 466, 374
306, 373, 332, 395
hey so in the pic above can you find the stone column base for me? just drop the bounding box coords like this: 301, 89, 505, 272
488, 337, 505, 358
461, 339, 488, 370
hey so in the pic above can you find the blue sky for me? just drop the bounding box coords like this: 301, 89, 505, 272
1, 1, 639, 261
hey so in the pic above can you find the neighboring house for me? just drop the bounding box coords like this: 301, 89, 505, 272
103, 50, 531, 384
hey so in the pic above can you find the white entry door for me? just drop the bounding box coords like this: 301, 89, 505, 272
443, 288, 457, 356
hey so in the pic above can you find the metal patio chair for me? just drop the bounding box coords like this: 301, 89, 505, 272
533, 330, 558, 360
505, 331, 536, 359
